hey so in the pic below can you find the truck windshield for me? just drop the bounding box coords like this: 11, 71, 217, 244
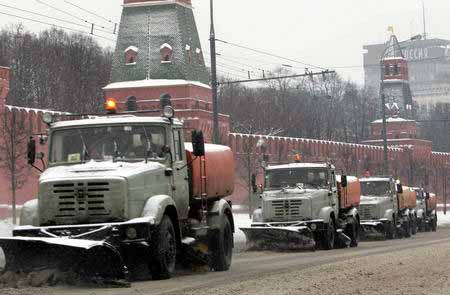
415, 190, 425, 201
265, 168, 329, 189
360, 181, 391, 197
50, 125, 166, 164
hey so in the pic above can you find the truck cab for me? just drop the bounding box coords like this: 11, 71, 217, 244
245, 162, 360, 250
31, 116, 189, 226
256, 163, 338, 226
359, 177, 398, 239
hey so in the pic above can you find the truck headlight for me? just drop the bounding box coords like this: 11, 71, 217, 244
126, 227, 138, 240
310, 223, 317, 231
252, 209, 263, 223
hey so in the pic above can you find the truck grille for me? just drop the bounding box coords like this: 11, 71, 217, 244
270, 199, 303, 221
53, 182, 111, 218
359, 204, 376, 220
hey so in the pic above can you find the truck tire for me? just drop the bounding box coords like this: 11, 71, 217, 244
385, 221, 396, 240
321, 218, 335, 250
411, 215, 417, 235
432, 214, 438, 232
208, 215, 233, 271
403, 217, 412, 238
418, 215, 425, 232
347, 217, 359, 248
150, 215, 177, 280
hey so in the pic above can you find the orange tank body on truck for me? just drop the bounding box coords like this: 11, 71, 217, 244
185, 143, 235, 200
337, 175, 361, 209
427, 193, 437, 211
398, 186, 417, 210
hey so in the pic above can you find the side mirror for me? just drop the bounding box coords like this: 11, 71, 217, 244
341, 175, 348, 188
191, 130, 205, 157
27, 137, 36, 165
251, 174, 257, 193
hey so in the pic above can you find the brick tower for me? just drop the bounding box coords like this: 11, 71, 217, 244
381, 32, 413, 118
104, 0, 230, 142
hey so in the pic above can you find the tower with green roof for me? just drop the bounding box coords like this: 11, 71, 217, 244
104, 0, 230, 143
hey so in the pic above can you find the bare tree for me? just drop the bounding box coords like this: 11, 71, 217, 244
0, 110, 30, 224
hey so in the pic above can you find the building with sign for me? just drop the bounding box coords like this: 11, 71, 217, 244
364, 38, 450, 106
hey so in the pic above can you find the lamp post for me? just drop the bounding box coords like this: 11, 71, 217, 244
209, 0, 220, 144
379, 48, 390, 176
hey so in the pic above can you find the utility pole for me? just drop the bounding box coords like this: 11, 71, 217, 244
379, 62, 389, 175
444, 164, 449, 215
209, 0, 220, 144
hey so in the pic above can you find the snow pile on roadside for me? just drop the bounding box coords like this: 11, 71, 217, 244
233, 213, 252, 251
0, 219, 14, 270
0, 219, 13, 237
437, 212, 450, 227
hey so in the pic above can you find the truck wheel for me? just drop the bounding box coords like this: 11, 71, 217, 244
403, 218, 412, 238
432, 214, 438, 232
385, 221, 396, 240
150, 215, 177, 280
321, 218, 335, 250
347, 217, 360, 248
411, 216, 417, 235
418, 217, 424, 232
208, 215, 233, 271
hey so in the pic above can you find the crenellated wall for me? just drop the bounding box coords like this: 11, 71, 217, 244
226, 132, 450, 204
0, 103, 69, 209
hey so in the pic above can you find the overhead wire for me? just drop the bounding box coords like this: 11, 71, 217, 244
0, 3, 112, 35
215, 38, 329, 70
0, 11, 116, 42
35, 0, 112, 33
63, 0, 117, 25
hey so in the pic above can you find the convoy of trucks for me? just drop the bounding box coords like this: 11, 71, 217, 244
0, 96, 443, 284
358, 177, 436, 239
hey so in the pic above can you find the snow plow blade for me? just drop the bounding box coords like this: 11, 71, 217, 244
240, 226, 315, 250
0, 237, 128, 281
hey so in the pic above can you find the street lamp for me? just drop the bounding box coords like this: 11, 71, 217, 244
209, 0, 220, 144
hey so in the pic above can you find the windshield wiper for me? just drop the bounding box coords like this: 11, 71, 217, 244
77, 130, 90, 163
113, 137, 121, 162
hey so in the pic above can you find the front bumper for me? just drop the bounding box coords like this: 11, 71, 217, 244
240, 222, 316, 250
13, 220, 153, 246
360, 219, 389, 233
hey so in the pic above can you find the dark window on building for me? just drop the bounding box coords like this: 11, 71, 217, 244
384, 65, 390, 76
124, 46, 138, 65
393, 64, 399, 75
126, 96, 138, 111
160, 44, 173, 63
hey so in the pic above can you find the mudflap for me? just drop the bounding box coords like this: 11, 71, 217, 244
0, 237, 129, 282
240, 226, 315, 251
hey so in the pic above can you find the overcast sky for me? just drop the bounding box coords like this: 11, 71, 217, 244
1, 0, 450, 84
